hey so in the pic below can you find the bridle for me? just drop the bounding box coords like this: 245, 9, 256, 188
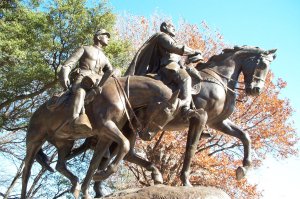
203, 55, 265, 94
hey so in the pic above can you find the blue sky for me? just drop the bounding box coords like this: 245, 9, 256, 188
109, 0, 300, 198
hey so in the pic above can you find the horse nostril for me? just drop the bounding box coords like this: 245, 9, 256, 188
254, 87, 261, 95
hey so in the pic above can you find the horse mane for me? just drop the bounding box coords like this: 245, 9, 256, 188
196, 45, 266, 70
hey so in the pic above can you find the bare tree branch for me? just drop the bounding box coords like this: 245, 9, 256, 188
0, 80, 57, 110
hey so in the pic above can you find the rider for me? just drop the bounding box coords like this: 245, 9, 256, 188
59, 29, 114, 133
125, 21, 203, 119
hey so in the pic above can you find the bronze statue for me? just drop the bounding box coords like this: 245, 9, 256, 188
21, 23, 277, 198
36, 46, 277, 197
59, 29, 114, 134
21, 75, 179, 199
126, 21, 203, 119
99, 46, 277, 187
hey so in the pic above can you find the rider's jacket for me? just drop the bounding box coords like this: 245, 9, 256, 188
63, 45, 113, 78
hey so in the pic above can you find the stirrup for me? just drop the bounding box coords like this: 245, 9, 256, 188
71, 114, 92, 134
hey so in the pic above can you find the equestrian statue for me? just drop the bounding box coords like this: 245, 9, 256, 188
22, 21, 277, 198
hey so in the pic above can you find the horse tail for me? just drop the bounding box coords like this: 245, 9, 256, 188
36, 149, 55, 172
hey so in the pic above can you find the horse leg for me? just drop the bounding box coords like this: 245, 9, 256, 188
21, 133, 45, 199
212, 119, 252, 180
53, 140, 81, 199
93, 180, 105, 198
125, 151, 163, 184
123, 128, 163, 184
66, 137, 92, 160
92, 120, 130, 181
94, 150, 111, 198
80, 136, 111, 199
180, 109, 208, 187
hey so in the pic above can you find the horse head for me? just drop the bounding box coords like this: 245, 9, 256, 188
137, 90, 180, 141
238, 46, 277, 96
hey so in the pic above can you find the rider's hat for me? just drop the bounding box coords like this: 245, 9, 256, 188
94, 29, 110, 38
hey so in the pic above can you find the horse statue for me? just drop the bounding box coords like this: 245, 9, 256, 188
21, 76, 180, 199
90, 45, 277, 188
133, 46, 277, 186
34, 45, 277, 197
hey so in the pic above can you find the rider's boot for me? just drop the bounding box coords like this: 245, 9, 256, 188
180, 77, 200, 120
70, 88, 92, 134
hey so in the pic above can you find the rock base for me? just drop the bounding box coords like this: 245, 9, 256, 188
98, 184, 230, 199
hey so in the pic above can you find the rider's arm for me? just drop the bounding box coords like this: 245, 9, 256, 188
158, 34, 184, 55
59, 47, 85, 90
102, 56, 113, 74
159, 34, 201, 56
63, 46, 85, 69
98, 56, 114, 87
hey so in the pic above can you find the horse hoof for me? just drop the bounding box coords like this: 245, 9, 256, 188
152, 173, 163, 184
83, 194, 92, 199
183, 181, 193, 187
180, 172, 193, 187
95, 193, 105, 198
72, 183, 81, 199
236, 166, 247, 180
93, 170, 106, 181
243, 159, 252, 167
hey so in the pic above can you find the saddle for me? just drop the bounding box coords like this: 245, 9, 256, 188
145, 66, 202, 95
46, 88, 99, 112
46, 91, 71, 112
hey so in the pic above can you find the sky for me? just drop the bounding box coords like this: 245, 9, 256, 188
109, 0, 300, 198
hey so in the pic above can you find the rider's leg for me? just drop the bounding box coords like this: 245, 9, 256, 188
72, 87, 86, 118
176, 69, 199, 119
71, 81, 92, 133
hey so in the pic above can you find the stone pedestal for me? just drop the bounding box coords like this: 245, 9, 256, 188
98, 184, 231, 199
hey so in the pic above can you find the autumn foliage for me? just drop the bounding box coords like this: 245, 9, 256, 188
115, 15, 298, 198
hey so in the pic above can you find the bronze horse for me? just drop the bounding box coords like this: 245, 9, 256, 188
21, 76, 179, 199
31, 46, 276, 197
90, 46, 277, 188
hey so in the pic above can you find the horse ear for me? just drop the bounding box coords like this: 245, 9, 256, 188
168, 90, 180, 107
265, 49, 277, 54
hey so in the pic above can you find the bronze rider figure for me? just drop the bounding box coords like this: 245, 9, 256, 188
126, 21, 203, 119
59, 29, 114, 133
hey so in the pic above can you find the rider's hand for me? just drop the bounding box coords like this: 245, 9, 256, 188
59, 66, 71, 90
62, 78, 70, 90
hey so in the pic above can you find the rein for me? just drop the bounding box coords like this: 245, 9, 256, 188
205, 67, 244, 84
113, 76, 143, 134
202, 68, 241, 95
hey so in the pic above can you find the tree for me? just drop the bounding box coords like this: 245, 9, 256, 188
0, 0, 131, 198
114, 15, 298, 198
